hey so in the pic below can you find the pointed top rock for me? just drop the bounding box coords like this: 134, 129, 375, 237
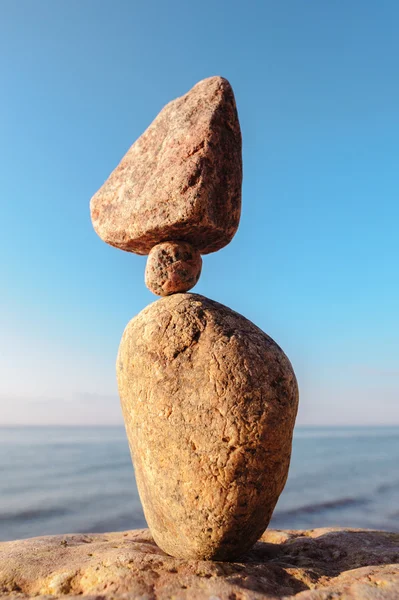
90, 76, 242, 255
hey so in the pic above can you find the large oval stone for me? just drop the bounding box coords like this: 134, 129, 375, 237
117, 294, 299, 560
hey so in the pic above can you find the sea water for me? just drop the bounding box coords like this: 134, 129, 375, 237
0, 426, 398, 542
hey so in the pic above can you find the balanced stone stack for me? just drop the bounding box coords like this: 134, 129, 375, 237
90, 77, 299, 561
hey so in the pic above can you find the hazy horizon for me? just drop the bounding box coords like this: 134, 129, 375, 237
1, 424, 398, 428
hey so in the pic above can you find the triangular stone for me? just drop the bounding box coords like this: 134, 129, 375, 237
90, 76, 242, 255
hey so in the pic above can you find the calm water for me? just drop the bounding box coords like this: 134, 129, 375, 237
0, 426, 398, 542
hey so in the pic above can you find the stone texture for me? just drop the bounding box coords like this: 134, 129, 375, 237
117, 293, 299, 561
145, 241, 202, 296
90, 76, 242, 255
1, 528, 398, 599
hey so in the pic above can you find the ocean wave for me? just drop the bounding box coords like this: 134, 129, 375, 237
293, 427, 399, 440
377, 481, 399, 494
74, 460, 132, 477
82, 512, 146, 534
274, 496, 367, 518
0, 506, 70, 524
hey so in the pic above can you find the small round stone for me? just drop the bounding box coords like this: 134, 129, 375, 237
145, 241, 202, 296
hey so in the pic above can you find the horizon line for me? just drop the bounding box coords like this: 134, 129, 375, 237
0, 423, 398, 428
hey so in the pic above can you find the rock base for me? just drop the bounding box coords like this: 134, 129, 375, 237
0, 528, 398, 599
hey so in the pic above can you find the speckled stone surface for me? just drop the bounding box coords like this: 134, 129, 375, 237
117, 293, 299, 561
90, 76, 242, 255
145, 241, 202, 296
1, 528, 398, 599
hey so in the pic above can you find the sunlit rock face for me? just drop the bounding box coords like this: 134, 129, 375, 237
117, 293, 299, 560
90, 76, 242, 256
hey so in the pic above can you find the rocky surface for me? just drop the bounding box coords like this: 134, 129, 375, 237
145, 241, 202, 296
117, 293, 298, 560
90, 76, 242, 255
1, 528, 398, 599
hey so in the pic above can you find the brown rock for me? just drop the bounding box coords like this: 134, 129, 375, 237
1, 528, 398, 599
117, 293, 299, 560
90, 76, 242, 255
145, 241, 202, 296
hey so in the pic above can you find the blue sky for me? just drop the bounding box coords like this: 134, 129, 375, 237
1, 1, 398, 425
